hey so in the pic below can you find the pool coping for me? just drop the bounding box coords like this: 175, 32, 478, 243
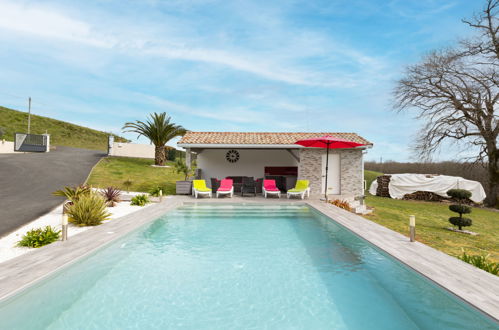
0, 196, 498, 322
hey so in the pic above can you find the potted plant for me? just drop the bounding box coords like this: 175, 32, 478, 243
174, 159, 195, 194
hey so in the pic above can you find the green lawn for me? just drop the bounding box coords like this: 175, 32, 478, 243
363, 170, 499, 263
0, 106, 126, 150
86, 157, 183, 194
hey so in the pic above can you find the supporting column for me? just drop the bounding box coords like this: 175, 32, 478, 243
43, 134, 50, 152
185, 148, 192, 169
108, 135, 114, 156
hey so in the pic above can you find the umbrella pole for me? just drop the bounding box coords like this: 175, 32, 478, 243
325, 145, 329, 202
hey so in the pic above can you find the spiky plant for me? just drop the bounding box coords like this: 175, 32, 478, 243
100, 187, 122, 207
53, 185, 91, 208
174, 159, 196, 180
122, 112, 186, 166
66, 193, 111, 226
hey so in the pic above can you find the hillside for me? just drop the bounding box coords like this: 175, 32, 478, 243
0, 106, 127, 151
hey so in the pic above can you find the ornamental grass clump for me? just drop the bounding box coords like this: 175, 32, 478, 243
329, 199, 351, 211
447, 189, 473, 230
67, 193, 111, 226
17, 226, 61, 248
100, 187, 122, 207
459, 250, 499, 276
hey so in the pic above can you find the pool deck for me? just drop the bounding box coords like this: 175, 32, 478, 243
0, 196, 498, 322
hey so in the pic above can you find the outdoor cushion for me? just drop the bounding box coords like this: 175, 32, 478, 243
288, 180, 309, 192
263, 180, 279, 191
218, 179, 233, 191
193, 180, 211, 192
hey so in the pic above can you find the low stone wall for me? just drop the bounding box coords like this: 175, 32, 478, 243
0, 140, 15, 154
108, 142, 154, 159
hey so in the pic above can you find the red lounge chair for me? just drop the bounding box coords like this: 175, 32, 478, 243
263, 179, 280, 198
216, 179, 234, 198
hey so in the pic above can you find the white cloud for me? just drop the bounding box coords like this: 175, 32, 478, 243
0, 2, 114, 47
0, 0, 387, 88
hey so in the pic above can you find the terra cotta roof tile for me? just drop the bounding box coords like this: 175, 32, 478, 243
178, 132, 372, 146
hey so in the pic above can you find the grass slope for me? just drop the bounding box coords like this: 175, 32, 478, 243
364, 170, 499, 263
0, 106, 126, 150
87, 157, 183, 194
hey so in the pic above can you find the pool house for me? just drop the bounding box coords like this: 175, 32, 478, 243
177, 132, 373, 199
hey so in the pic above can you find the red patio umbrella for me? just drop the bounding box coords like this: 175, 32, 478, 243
295, 135, 365, 201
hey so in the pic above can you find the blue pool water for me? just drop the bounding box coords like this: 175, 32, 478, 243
0, 204, 497, 329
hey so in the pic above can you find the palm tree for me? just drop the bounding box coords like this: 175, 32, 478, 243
122, 112, 186, 166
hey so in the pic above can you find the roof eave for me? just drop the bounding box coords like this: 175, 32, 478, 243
177, 143, 303, 149
177, 143, 373, 149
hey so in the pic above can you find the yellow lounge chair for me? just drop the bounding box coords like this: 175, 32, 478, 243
192, 180, 212, 198
287, 180, 310, 199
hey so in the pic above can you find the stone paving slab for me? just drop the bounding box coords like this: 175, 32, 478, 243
0, 196, 497, 323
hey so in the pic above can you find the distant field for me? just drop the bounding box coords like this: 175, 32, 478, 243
363, 170, 499, 263
87, 157, 183, 194
0, 106, 126, 151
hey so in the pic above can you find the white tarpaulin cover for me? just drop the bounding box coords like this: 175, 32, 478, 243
368, 173, 486, 203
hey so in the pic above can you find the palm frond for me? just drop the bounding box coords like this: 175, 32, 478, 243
122, 112, 186, 147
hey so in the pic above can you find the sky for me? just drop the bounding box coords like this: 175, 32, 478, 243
0, 0, 485, 161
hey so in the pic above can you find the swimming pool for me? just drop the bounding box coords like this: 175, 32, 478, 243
0, 204, 497, 329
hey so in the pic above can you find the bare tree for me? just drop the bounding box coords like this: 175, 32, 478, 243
394, 0, 499, 206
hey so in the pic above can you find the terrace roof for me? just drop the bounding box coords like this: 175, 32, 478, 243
177, 132, 372, 149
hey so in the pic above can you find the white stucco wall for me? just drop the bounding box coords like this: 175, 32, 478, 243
197, 149, 298, 182
0, 140, 15, 154
109, 142, 155, 159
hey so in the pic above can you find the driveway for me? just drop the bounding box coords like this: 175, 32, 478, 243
0, 147, 105, 237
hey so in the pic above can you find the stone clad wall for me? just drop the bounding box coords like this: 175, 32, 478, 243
340, 149, 363, 196
298, 148, 363, 197
298, 148, 325, 195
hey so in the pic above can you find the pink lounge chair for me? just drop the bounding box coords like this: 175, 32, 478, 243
216, 179, 234, 198
263, 179, 280, 198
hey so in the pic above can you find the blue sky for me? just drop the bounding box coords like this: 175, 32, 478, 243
0, 0, 483, 160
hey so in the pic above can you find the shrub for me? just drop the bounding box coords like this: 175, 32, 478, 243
0, 126, 4, 139
447, 189, 473, 230
447, 189, 472, 200
123, 178, 133, 193
449, 204, 471, 214
53, 185, 91, 203
449, 216, 473, 228
149, 187, 164, 197
131, 194, 150, 206
100, 187, 122, 207
329, 199, 351, 211
67, 193, 111, 226
459, 250, 499, 275
17, 226, 60, 248
166, 147, 176, 161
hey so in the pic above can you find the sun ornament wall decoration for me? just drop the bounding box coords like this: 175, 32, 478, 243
226, 149, 240, 163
